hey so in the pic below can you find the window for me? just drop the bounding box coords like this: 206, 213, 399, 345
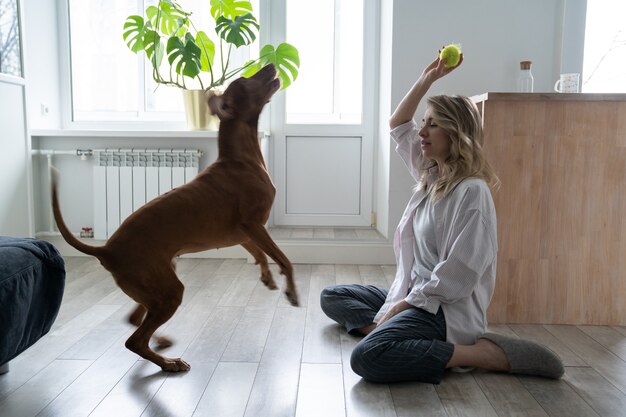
66, 0, 365, 125
0, 0, 22, 78
68, 0, 259, 123
284, 0, 363, 124
582, 0, 626, 93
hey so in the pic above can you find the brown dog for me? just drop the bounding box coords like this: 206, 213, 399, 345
51, 64, 298, 372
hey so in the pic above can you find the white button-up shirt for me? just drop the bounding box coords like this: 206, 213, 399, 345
373, 120, 498, 345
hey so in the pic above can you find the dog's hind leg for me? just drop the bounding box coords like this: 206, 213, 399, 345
127, 303, 173, 349
128, 304, 147, 326
241, 241, 278, 290
239, 224, 299, 306
123, 272, 189, 371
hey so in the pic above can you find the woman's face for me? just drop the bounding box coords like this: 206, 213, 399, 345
418, 107, 451, 165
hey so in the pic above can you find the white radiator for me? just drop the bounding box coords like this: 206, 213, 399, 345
93, 149, 201, 239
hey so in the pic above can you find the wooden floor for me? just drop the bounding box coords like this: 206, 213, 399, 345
2, 257, 626, 417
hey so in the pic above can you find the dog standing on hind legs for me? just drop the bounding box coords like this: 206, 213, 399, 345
51, 64, 298, 372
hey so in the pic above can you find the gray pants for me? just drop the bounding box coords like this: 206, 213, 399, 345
320, 284, 454, 384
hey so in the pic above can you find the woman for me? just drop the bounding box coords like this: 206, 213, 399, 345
320, 53, 564, 383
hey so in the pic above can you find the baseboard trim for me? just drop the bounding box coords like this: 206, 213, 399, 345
38, 235, 395, 265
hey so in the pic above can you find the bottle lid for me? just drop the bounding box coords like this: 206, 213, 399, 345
520, 60, 532, 70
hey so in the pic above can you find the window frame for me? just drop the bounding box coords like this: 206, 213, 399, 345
266, 0, 377, 134
0, 0, 24, 79
59, 0, 187, 130
58, 0, 378, 132
282, 0, 365, 125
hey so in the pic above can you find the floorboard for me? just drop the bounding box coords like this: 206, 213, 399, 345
389, 382, 447, 417
340, 333, 398, 417
563, 367, 626, 417
473, 373, 549, 417
1, 256, 625, 417
295, 363, 345, 417
192, 361, 258, 417
546, 325, 626, 394
520, 376, 601, 417
0, 359, 91, 417
435, 373, 499, 417
243, 307, 306, 417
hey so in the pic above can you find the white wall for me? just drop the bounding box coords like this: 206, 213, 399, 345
0, 78, 33, 237
20, 0, 63, 235
561, 0, 587, 75
23, 0, 62, 129
376, 0, 587, 239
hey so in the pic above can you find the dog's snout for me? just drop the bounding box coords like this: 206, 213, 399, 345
254, 64, 280, 98
257, 63, 277, 80
262, 63, 276, 74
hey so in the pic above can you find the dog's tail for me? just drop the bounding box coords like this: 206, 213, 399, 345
50, 167, 107, 258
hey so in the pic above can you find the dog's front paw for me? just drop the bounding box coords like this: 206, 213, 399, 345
259, 269, 278, 290
162, 358, 190, 372
285, 289, 299, 307
262, 277, 278, 290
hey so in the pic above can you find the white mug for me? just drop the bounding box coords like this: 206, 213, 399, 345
554, 73, 580, 93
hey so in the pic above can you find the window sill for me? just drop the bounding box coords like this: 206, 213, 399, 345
30, 129, 219, 139
30, 129, 270, 139
30, 129, 271, 139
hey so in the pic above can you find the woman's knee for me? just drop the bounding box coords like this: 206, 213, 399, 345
350, 339, 388, 382
350, 336, 451, 384
319, 285, 343, 315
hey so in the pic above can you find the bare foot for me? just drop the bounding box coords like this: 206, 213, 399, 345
356, 323, 377, 336
476, 338, 511, 371
447, 338, 512, 370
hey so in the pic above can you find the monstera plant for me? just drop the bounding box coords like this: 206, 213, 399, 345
123, 0, 299, 90
122, 0, 300, 129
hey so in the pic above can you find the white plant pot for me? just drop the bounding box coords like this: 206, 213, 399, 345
182, 89, 221, 131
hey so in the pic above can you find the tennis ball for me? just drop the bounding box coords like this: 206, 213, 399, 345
439, 44, 462, 68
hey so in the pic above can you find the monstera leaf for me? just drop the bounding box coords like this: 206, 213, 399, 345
166, 34, 202, 78
122, 16, 148, 52
123, 18, 165, 68
144, 30, 164, 67
195, 31, 215, 72
215, 13, 259, 48
210, 0, 252, 20
146, 2, 188, 36
255, 43, 300, 89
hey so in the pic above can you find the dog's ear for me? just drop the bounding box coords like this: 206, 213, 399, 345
207, 94, 234, 120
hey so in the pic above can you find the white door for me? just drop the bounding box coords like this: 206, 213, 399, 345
273, 128, 373, 227
267, 0, 377, 227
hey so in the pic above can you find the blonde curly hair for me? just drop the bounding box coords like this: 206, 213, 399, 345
420, 95, 499, 199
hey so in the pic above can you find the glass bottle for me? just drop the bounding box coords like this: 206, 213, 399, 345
518, 60, 534, 92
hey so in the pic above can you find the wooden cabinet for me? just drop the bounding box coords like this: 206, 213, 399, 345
473, 93, 626, 325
